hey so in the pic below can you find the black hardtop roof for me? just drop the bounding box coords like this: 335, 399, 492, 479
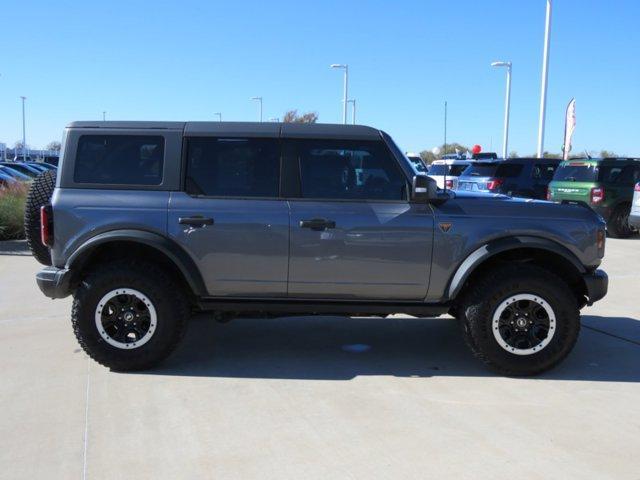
67, 121, 383, 140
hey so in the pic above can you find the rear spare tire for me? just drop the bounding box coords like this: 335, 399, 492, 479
24, 169, 56, 265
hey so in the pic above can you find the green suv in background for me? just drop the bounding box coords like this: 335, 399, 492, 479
548, 158, 640, 238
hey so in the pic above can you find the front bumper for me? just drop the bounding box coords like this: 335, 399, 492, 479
36, 266, 73, 299
583, 269, 608, 306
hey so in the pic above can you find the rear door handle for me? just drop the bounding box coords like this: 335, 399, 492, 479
179, 216, 214, 227
299, 218, 336, 231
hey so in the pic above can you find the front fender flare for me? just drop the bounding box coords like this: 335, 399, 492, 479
447, 236, 586, 300
66, 229, 207, 296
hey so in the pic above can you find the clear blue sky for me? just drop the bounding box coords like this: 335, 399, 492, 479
1, 0, 638, 156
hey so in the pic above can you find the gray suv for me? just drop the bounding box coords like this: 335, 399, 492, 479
31, 121, 608, 375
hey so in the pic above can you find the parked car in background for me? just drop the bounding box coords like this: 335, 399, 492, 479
0, 162, 42, 178
0, 170, 18, 187
630, 183, 640, 229
25, 162, 52, 173
547, 158, 640, 238
457, 158, 560, 199
29, 162, 57, 171
405, 152, 429, 174
428, 159, 472, 189
0, 165, 32, 182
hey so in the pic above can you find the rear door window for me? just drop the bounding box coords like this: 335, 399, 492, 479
74, 135, 164, 185
185, 137, 280, 197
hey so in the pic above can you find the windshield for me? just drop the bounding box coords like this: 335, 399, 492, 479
553, 163, 598, 182
429, 164, 468, 176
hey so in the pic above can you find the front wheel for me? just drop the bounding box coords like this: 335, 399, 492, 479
72, 261, 190, 371
458, 264, 580, 376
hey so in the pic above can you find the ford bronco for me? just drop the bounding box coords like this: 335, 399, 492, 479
28, 121, 608, 375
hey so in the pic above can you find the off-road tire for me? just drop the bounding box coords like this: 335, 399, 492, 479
607, 203, 633, 238
458, 264, 580, 376
24, 169, 56, 265
72, 261, 190, 371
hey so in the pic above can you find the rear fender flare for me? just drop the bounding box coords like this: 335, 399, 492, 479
66, 229, 207, 296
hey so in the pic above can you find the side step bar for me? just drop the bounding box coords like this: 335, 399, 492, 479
196, 297, 449, 317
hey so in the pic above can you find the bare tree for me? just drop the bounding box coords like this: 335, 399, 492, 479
46, 141, 62, 152
283, 110, 318, 123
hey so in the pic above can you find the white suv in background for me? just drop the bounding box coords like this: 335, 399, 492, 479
428, 159, 472, 190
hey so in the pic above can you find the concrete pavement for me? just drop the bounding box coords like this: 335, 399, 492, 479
0, 239, 638, 479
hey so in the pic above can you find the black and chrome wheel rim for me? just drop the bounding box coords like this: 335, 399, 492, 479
94, 288, 157, 349
492, 293, 555, 355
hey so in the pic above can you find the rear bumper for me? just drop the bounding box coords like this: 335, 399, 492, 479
629, 212, 640, 229
583, 269, 608, 306
36, 266, 73, 299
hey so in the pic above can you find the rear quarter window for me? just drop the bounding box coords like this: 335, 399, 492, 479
495, 164, 524, 177
74, 135, 164, 185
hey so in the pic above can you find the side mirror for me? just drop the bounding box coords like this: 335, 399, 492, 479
412, 175, 438, 202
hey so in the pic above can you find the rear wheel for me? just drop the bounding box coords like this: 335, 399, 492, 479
24, 170, 56, 265
72, 261, 190, 371
458, 264, 580, 376
607, 203, 634, 238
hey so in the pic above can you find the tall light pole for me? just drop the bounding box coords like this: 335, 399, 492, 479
250, 97, 263, 122
491, 61, 512, 159
330, 64, 349, 124
20, 96, 27, 161
102, 111, 106, 121
537, 0, 552, 158
214, 112, 222, 122
347, 99, 356, 124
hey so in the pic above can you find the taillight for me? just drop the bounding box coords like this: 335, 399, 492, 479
486, 179, 504, 191
634, 182, 640, 192
597, 229, 605, 257
590, 187, 605, 204
40, 205, 53, 247
546, 187, 552, 201
445, 179, 454, 189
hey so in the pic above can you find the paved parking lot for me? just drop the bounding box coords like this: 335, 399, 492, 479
0, 238, 638, 479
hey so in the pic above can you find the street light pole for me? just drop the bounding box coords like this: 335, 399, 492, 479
102, 111, 106, 121
20, 96, 27, 161
537, 0, 552, 158
347, 99, 356, 124
330, 64, 349, 124
250, 97, 263, 122
214, 112, 222, 122
491, 61, 512, 159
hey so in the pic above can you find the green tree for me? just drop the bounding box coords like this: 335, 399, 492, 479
509, 151, 519, 158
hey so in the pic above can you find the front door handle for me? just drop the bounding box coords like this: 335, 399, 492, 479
179, 216, 214, 227
299, 218, 336, 231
